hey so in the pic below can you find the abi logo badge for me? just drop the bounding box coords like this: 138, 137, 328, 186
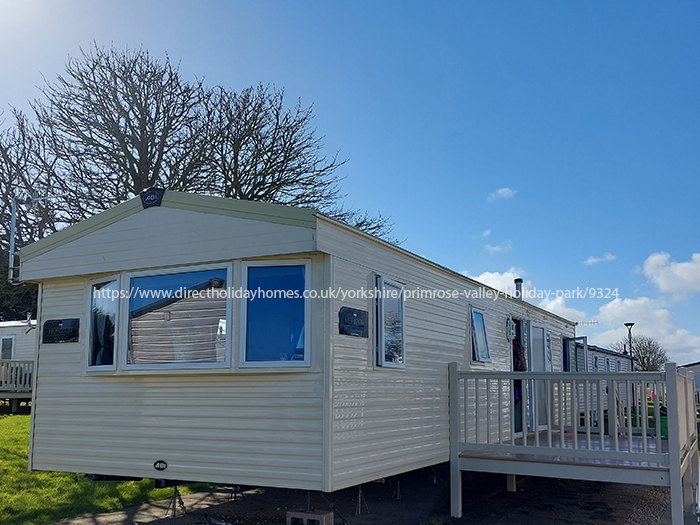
140, 187, 165, 209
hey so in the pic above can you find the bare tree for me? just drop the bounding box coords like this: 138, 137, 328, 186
32, 45, 212, 219
0, 44, 395, 319
27, 45, 391, 234
0, 111, 46, 319
611, 335, 669, 371
206, 84, 392, 238
207, 85, 342, 207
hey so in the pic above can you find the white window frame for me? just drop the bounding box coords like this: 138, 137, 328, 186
240, 259, 311, 368
469, 306, 491, 364
374, 274, 406, 369
86, 275, 121, 371
1, 335, 15, 360
122, 263, 233, 371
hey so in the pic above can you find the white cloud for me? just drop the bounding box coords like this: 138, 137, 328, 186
464, 260, 700, 364
583, 252, 617, 266
484, 240, 512, 255
643, 252, 700, 294
587, 296, 700, 364
463, 267, 529, 295
482, 229, 491, 238
539, 296, 587, 323
465, 269, 586, 322
488, 188, 517, 201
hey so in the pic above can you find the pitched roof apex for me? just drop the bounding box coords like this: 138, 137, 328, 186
19, 191, 318, 262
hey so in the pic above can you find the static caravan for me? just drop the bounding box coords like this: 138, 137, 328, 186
586, 343, 634, 373
0, 319, 37, 411
19, 190, 575, 492
0, 319, 37, 362
680, 361, 700, 409
563, 341, 636, 427
562, 337, 637, 373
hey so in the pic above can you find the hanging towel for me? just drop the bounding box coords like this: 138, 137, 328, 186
513, 339, 528, 372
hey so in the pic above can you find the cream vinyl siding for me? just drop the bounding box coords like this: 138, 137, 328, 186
24, 195, 576, 493
317, 219, 575, 490
31, 272, 327, 490
21, 207, 315, 281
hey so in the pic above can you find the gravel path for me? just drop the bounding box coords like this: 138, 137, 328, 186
623, 486, 671, 525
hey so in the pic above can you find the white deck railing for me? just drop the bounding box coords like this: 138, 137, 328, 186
0, 360, 33, 393
449, 363, 699, 523
448, 362, 696, 467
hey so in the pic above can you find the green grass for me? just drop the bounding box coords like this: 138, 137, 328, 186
0, 414, 212, 525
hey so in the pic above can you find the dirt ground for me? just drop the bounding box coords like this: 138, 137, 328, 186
54, 464, 672, 525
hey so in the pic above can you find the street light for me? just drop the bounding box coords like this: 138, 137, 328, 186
624, 322, 634, 357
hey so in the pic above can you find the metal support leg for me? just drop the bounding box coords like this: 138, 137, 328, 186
391, 480, 401, 500
164, 486, 186, 519
354, 484, 369, 516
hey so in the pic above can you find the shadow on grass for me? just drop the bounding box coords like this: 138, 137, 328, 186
0, 414, 212, 525
4, 474, 215, 525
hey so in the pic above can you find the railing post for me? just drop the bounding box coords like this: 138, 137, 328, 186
665, 362, 684, 524
449, 362, 462, 518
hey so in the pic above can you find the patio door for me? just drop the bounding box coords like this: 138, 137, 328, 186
528, 322, 552, 430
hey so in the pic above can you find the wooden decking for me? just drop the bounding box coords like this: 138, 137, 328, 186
0, 360, 33, 412
449, 363, 699, 524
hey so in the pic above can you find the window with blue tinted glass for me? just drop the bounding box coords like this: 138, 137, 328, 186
245, 265, 306, 363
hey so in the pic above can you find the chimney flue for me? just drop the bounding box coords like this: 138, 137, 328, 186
514, 278, 523, 300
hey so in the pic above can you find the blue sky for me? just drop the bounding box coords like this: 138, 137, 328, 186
1, 1, 698, 362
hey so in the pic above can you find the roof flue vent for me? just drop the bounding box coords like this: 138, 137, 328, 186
514, 278, 523, 300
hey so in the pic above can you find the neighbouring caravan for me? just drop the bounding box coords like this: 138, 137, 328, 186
563, 338, 635, 374
0, 319, 37, 411
587, 343, 634, 373
19, 190, 575, 492
680, 361, 700, 409
0, 319, 37, 362
563, 340, 637, 427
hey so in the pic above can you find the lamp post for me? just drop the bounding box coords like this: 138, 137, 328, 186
624, 322, 634, 370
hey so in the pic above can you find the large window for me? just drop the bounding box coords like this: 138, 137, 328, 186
126, 267, 229, 367
242, 262, 309, 366
89, 279, 119, 367
1, 337, 14, 360
374, 275, 405, 367
470, 308, 491, 363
